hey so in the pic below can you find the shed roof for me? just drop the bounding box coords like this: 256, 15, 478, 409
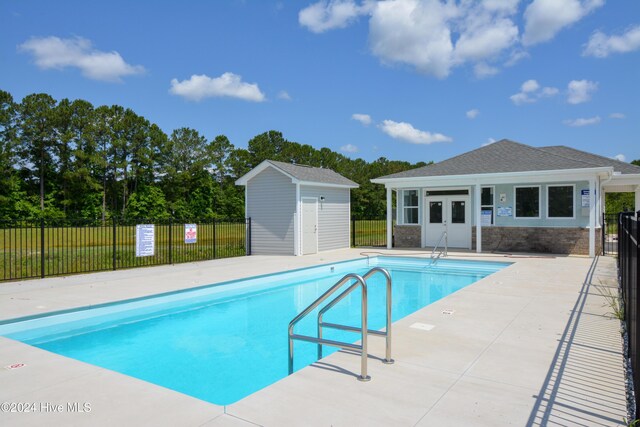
375, 139, 637, 180
236, 159, 358, 188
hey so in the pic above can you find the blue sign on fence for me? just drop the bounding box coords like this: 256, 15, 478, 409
184, 224, 197, 244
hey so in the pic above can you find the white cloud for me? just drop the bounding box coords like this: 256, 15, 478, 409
474, 62, 499, 78
567, 79, 597, 104
609, 112, 626, 119
583, 25, 640, 58
510, 92, 535, 105
277, 90, 292, 100
379, 119, 452, 145
521, 79, 540, 93
351, 0, 520, 78
522, 0, 604, 46
482, 137, 497, 147
18, 36, 144, 82
299, 0, 372, 33
563, 116, 601, 127
351, 113, 372, 126
169, 73, 266, 102
340, 143, 359, 153
510, 79, 559, 105
613, 154, 626, 162
466, 109, 480, 119
504, 49, 530, 67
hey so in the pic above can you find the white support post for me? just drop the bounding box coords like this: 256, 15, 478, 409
589, 178, 596, 257
475, 184, 482, 253
635, 186, 640, 214
386, 187, 393, 249
295, 183, 301, 256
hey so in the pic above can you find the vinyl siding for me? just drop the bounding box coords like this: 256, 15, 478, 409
247, 167, 295, 255
301, 186, 350, 251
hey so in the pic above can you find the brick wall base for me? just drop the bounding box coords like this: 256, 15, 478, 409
471, 226, 601, 255
393, 225, 421, 248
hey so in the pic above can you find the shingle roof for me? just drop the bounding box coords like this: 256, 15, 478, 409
267, 160, 358, 187
538, 146, 640, 175
375, 139, 634, 180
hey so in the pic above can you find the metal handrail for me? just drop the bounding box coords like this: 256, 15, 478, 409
317, 267, 393, 365
431, 231, 448, 260
288, 273, 370, 381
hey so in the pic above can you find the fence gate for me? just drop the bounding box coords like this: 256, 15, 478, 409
602, 212, 620, 255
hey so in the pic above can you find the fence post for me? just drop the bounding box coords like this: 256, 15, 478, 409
247, 217, 251, 256
112, 217, 117, 271
352, 218, 356, 247
169, 217, 173, 264
40, 218, 45, 278
213, 218, 217, 259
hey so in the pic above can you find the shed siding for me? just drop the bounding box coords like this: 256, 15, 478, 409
301, 186, 350, 251
247, 167, 296, 255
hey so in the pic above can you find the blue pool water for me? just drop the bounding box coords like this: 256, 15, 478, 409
0, 256, 508, 405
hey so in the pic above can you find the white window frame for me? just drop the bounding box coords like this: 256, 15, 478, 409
546, 184, 576, 219
401, 189, 419, 224
481, 186, 495, 226
514, 185, 541, 219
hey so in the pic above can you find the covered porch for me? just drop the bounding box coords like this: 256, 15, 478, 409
374, 169, 617, 257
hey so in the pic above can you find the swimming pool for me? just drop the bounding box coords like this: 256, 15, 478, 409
0, 256, 509, 405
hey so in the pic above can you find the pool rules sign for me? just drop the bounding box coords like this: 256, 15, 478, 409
135, 224, 155, 257
184, 224, 197, 244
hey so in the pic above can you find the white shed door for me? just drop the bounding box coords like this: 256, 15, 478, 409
302, 198, 318, 255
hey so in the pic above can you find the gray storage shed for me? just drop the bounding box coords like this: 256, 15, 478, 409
236, 160, 358, 255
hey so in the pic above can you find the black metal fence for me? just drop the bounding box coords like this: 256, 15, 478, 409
351, 219, 389, 247
618, 211, 640, 410
603, 212, 620, 255
0, 217, 251, 281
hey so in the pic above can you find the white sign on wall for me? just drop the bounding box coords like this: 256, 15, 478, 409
481, 209, 493, 226
581, 189, 594, 207
135, 224, 155, 257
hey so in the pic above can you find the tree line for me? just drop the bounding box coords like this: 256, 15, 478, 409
0, 89, 428, 221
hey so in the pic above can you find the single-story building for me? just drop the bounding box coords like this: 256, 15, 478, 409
236, 160, 358, 256
371, 139, 640, 257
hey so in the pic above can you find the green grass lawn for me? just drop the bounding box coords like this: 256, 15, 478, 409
352, 219, 388, 247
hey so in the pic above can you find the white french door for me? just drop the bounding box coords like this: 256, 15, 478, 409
424, 196, 471, 249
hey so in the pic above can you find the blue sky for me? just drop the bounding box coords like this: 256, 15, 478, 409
2, 0, 639, 163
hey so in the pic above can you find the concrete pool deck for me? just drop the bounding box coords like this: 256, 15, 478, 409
0, 249, 628, 426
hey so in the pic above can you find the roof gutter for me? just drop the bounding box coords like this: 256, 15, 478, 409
371, 166, 613, 186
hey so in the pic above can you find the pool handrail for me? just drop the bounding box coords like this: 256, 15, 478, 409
288, 273, 370, 381
317, 267, 393, 365
431, 231, 448, 260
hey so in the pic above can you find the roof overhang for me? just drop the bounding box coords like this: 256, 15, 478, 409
604, 173, 640, 188
235, 160, 358, 189
371, 167, 613, 189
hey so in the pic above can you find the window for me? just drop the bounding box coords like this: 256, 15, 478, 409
451, 201, 466, 223
515, 186, 540, 218
429, 201, 442, 223
481, 187, 494, 225
403, 190, 419, 224
547, 185, 574, 218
